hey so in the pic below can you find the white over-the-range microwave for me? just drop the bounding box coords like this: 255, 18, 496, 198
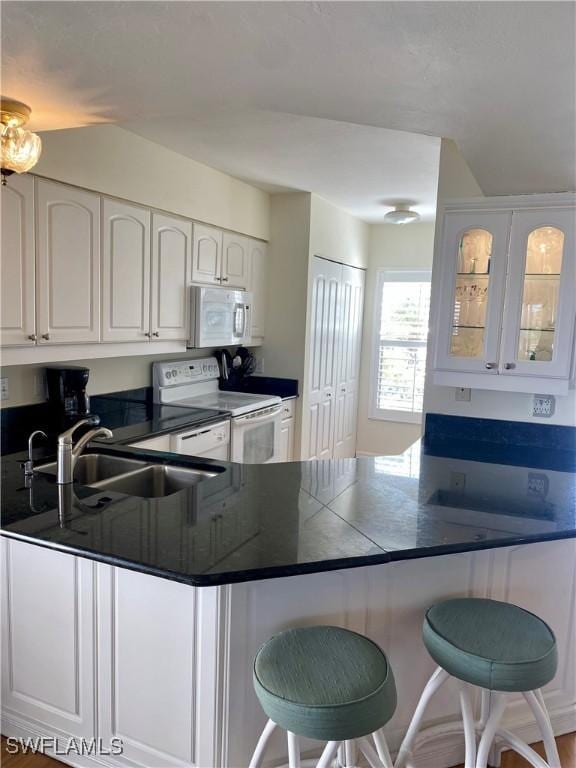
188, 285, 252, 348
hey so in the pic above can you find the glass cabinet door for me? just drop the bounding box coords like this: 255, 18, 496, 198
434, 211, 511, 373
501, 208, 575, 379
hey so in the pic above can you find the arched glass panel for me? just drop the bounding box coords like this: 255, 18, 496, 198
450, 228, 493, 358
519, 227, 564, 361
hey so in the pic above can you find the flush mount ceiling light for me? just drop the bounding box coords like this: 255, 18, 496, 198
1, 97, 42, 185
384, 203, 421, 225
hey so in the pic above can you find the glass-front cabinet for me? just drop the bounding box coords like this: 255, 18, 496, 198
433, 196, 575, 392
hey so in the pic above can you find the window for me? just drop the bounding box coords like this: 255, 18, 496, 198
370, 270, 431, 423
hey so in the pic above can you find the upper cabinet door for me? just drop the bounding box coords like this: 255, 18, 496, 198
500, 208, 575, 379
102, 199, 151, 342
248, 239, 268, 341
151, 213, 192, 341
222, 232, 250, 289
191, 224, 222, 285
434, 211, 511, 374
1, 174, 36, 346
36, 180, 100, 345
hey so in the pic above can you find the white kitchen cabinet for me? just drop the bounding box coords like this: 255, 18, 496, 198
249, 239, 268, 342
222, 232, 250, 289
432, 194, 576, 393
151, 213, 192, 341
304, 257, 365, 460
501, 208, 576, 380
334, 265, 365, 459
1, 538, 96, 738
191, 223, 223, 286
36, 178, 101, 344
0, 174, 36, 346
97, 566, 197, 767
102, 198, 151, 342
279, 398, 296, 461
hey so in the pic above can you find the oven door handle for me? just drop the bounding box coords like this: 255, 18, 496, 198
235, 405, 283, 424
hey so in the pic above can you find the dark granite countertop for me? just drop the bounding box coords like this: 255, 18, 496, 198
1, 437, 574, 586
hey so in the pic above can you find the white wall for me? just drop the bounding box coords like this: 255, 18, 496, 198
423, 139, 576, 427
35, 125, 270, 240
2, 350, 214, 408
356, 222, 436, 455
262, 192, 311, 383
309, 194, 369, 269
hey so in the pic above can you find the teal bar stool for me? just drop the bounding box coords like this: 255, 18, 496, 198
248, 625, 397, 768
395, 598, 560, 768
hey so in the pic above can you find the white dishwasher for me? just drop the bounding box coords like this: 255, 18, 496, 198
129, 420, 230, 460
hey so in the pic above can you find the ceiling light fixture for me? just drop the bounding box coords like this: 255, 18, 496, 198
1, 97, 42, 185
384, 203, 421, 225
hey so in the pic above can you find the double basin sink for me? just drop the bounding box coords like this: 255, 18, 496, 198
37, 453, 219, 498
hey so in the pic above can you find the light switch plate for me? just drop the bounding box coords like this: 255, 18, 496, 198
0, 377, 8, 401
532, 394, 555, 418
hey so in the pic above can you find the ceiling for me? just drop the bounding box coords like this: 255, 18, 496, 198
2, 1, 574, 218
124, 111, 440, 221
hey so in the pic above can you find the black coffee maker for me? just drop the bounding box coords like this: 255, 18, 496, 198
46, 366, 91, 427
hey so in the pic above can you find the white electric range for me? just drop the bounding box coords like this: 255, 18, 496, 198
153, 358, 283, 464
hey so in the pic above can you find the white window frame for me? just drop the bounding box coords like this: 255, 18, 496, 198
369, 269, 431, 424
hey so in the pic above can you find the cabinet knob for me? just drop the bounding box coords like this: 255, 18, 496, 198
504, 362, 516, 370
144, 332, 151, 338
485, 362, 497, 369
327, 392, 332, 398
152, 331, 160, 337
221, 276, 229, 283
41, 333, 50, 341
27, 334, 37, 341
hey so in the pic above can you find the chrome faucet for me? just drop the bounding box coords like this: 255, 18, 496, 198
24, 430, 48, 477
57, 417, 113, 484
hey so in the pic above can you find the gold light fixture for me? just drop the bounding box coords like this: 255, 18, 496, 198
1, 97, 42, 185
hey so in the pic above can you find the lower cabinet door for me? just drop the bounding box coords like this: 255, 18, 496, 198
279, 418, 294, 462
97, 565, 197, 767
1, 539, 96, 737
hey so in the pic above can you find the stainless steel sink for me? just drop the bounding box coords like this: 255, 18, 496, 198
94, 465, 217, 497
36, 453, 217, 498
36, 454, 148, 484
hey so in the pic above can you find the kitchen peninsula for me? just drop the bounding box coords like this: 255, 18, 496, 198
1, 428, 575, 768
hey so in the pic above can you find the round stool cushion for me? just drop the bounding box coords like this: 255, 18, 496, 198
253, 625, 396, 741
423, 598, 557, 692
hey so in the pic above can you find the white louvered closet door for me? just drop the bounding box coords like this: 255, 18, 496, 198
334, 265, 365, 458
305, 257, 365, 460
306, 258, 341, 459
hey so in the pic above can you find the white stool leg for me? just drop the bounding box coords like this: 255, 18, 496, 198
315, 741, 340, 768
524, 691, 561, 768
459, 685, 477, 768
476, 694, 507, 768
343, 740, 356, 767
249, 719, 277, 768
358, 737, 387, 768
373, 729, 393, 768
394, 667, 450, 768
287, 731, 301, 768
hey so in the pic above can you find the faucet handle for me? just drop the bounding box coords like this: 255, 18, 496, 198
58, 416, 100, 445
24, 430, 48, 477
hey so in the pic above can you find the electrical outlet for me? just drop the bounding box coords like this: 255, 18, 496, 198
532, 394, 555, 418
455, 387, 471, 402
527, 472, 549, 498
0, 377, 8, 401
254, 357, 264, 374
